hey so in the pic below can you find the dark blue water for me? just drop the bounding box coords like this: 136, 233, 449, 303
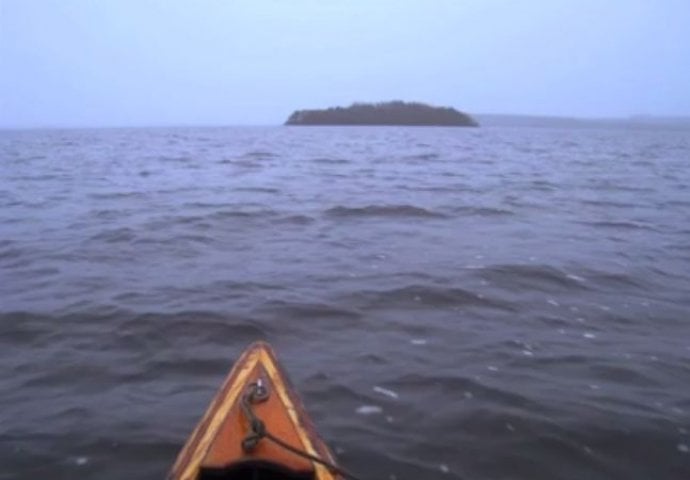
1, 126, 689, 479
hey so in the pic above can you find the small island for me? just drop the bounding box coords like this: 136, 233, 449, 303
285, 101, 478, 127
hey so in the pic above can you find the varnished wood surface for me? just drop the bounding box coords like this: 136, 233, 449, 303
168, 342, 339, 480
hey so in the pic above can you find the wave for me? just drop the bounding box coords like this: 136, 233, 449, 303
311, 157, 351, 165
180, 201, 233, 209
529, 179, 560, 191
477, 264, 589, 292
209, 209, 277, 221
14, 173, 57, 181
255, 300, 362, 322
137, 209, 314, 231
404, 152, 440, 161
0, 245, 28, 265
577, 269, 646, 290
159, 155, 192, 163
586, 182, 656, 193
234, 186, 281, 193
275, 214, 315, 225
88, 227, 137, 243
580, 220, 658, 232
243, 150, 277, 159
116, 313, 267, 349
660, 199, 690, 208
229, 159, 263, 169
451, 205, 515, 217
350, 285, 514, 310
208, 209, 312, 225
88, 191, 146, 200
580, 199, 641, 208
324, 204, 448, 219
90, 208, 134, 220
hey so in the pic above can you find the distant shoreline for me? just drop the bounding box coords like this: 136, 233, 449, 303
475, 113, 690, 129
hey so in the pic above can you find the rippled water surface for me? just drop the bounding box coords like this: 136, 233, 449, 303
1, 126, 689, 479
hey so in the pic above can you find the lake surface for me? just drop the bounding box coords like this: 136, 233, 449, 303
1, 125, 689, 479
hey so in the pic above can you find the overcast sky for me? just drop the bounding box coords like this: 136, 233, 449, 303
1, 0, 689, 127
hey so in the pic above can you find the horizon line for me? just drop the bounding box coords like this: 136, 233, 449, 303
1, 113, 689, 131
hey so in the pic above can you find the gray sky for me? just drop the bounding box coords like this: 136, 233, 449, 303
2, 0, 689, 127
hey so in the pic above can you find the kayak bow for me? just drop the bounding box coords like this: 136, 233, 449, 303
168, 341, 345, 480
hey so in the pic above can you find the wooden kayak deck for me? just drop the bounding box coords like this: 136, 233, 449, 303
168, 341, 340, 480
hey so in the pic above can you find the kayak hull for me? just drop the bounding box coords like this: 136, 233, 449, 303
168, 341, 340, 480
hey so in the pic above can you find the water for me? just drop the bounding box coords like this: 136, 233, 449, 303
1, 126, 689, 479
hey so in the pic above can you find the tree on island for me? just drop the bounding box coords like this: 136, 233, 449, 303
285, 101, 478, 126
